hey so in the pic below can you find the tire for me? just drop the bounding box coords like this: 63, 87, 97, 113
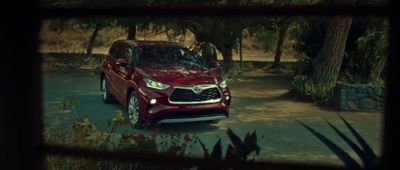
127, 91, 145, 128
101, 77, 115, 104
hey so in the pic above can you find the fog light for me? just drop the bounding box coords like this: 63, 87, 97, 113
150, 99, 157, 105
225, 96, 230, 100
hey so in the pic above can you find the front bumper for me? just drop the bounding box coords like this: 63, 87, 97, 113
137, 85, 231, 124
156, 109, 228, 124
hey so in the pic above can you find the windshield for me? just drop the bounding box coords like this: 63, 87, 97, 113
137, 46, 204, 68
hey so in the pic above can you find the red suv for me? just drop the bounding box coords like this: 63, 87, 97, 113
100, 40, 230, 127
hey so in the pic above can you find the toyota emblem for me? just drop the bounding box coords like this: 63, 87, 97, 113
192, 86, 203, 94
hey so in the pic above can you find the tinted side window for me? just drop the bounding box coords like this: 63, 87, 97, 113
109, 43, 119, 57
109, 43, 126, 59
124, 47, 135, 66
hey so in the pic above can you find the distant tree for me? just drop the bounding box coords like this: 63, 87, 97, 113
188, 17, 249, 70
127, 21, 137, 40
148, 0, 245, 70
268, 0, 321, 68
43, 0, 148, 50
271, 17, 294, 68
48, 18, 114, 57
116, 18, 138, 40
86, 23, 101, 56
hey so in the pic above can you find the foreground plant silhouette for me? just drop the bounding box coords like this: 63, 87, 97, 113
198, 128, 260, 169
298, 113, 379, 169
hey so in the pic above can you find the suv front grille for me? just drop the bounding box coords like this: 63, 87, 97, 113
169, 85, 221, 104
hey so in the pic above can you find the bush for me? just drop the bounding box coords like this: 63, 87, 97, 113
44, 114, 197, 169
292, 53, 313, 76
289, 75, 334, 103
222, 62, 247, 81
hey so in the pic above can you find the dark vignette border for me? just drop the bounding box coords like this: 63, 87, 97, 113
1, 1, 398, 170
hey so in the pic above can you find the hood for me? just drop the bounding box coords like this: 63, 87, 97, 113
139, 66, 219, 86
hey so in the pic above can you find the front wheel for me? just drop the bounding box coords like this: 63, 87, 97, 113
127, 91, 145, 128
101, 77, 115, 103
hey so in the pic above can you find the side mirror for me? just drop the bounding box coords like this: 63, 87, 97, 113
116, 58, 128, 67
208, 60, 222, 75
208, 60, 221, 69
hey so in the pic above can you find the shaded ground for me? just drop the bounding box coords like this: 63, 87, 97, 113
43, 69, 383, 167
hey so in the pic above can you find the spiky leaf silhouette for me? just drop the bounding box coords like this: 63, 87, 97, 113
327, 121, 370, 166
297, 120, 361, 169
224, 144, 240, 161
332, 113, 378, 168
198, 128, 261, 170
198, 138, 210, 159
226, 128, 246, 155
244, 131, 260, 155
244, 132, 250, 142
298, 113, 380, 169
210, 139, 223, 161
337, 113, 377, 160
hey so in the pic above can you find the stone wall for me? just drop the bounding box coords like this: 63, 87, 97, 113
335, 82, 385, 111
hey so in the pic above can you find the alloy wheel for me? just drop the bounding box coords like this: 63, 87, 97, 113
128, 95, 140, 125
102, 79, 107, 100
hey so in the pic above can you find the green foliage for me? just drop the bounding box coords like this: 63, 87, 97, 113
354, 19, 388, 84
294, 17, 327, 61
58, 98, 79, 112
295, 17, 389, 85
109, 109, 129, 128
72, 117, 112, 149
45, 115, 197, 169
338, 17, 389, 85
252, 26, 278, 52
289, 75, 333, 103
356, 27, 387, 61
221, 61, 256, 81
292, 53, 313, 76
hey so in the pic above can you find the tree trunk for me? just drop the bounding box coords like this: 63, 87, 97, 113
312, 16, 352, 89
87, 23, 101, 57
127, 20, 136, 40
272, 23, 289, 68
220, 48, 233, 71
239, 31, 243, 69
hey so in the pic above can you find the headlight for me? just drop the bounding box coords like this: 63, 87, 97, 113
144, 78, 170, 90
219, 80, 227, 88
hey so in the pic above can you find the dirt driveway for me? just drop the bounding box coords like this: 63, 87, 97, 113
43, 69, 383, 167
